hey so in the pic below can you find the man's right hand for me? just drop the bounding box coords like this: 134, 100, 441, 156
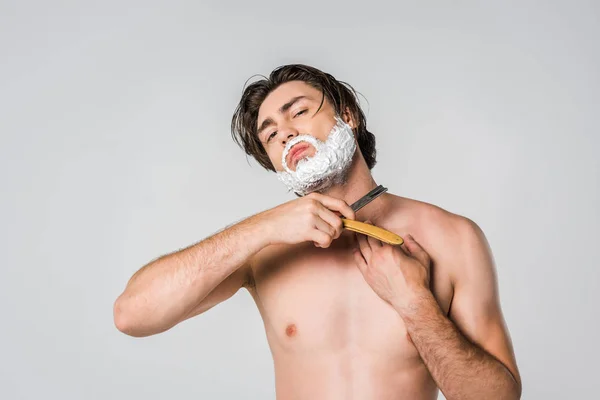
260, 193, 356, 248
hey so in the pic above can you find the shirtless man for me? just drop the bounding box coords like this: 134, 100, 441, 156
113, 64, 522, 399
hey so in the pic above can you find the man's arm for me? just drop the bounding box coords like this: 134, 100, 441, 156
113, 192, 357, 338
398, 218, 521, 400
113, 214, 268, 337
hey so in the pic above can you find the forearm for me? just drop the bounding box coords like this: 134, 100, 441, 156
395, 290, 521, 400
114, 212, 270, 335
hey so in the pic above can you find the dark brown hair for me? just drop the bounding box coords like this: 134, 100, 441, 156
231, 64, 377, 171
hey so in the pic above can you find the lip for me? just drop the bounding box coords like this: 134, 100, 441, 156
287, 143, 310, 168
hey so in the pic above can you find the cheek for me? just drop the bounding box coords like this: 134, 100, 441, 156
267, 147, 284, 171
271, 155, 282, 171
313, 119, 337, 141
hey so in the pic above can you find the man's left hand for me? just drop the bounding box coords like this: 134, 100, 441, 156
353, 222, 432, 314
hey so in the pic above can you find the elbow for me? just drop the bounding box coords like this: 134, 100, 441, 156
508, 368, 522, 400
113, 295, 145, 337
505, 388, 522, 400
498, 374, 522, 400
512, 380, 523, 400
495, 372, 522, 400
113, 294, 167, 337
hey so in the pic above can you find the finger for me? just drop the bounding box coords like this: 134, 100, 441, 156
363, 220, 382, 247
367, 234, 382, 248
312, 228, 332, 248
311, 193, 356, 220
399, 240, 411, 256
316, 207, 344, 239
353, 245, 368, 275
404, 234, 430, 266
312, 218, 334, 248
356, 232, 372, 261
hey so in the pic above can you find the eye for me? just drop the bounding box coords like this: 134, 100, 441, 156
294, 109, 307, 117
267, 131, 277, 142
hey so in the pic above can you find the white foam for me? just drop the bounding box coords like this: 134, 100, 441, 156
276, 115, 357, 196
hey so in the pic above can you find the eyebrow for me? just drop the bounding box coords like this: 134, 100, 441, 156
257, 95, 311, 138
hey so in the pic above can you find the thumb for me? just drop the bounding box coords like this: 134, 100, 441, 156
403, 234, 430, 266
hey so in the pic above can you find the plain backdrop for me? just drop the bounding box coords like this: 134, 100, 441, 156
1, 1, 598, 399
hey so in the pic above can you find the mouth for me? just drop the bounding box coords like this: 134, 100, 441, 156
287, 143, 311, 169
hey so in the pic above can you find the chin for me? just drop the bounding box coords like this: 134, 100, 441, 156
304, 169, 352, 195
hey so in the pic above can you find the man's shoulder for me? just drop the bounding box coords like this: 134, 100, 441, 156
388, 194, 477, 233
390, 194, 486, 266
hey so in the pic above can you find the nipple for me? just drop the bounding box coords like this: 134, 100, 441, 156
285, 323, 297, 337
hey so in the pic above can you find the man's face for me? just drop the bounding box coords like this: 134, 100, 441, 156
257, 81, 346, 172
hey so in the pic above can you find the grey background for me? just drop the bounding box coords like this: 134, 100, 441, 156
1, 1, 598, 399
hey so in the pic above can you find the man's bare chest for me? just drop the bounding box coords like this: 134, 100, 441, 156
247, 230, 454, 357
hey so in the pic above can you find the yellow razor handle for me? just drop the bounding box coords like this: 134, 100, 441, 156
341, 219, 404, 246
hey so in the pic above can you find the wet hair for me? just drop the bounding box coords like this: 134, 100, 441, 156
230, 64, 377, 172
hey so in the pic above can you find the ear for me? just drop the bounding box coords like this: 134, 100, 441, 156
341, 107, 357, 129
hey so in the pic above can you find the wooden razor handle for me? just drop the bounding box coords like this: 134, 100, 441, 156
341, 219, 404, 246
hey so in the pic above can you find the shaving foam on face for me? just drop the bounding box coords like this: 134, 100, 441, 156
276, 115, 357, 196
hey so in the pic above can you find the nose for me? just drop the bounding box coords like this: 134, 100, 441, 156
279, 124, 299, 146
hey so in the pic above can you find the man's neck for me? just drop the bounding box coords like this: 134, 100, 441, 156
319, 155, 392, 223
